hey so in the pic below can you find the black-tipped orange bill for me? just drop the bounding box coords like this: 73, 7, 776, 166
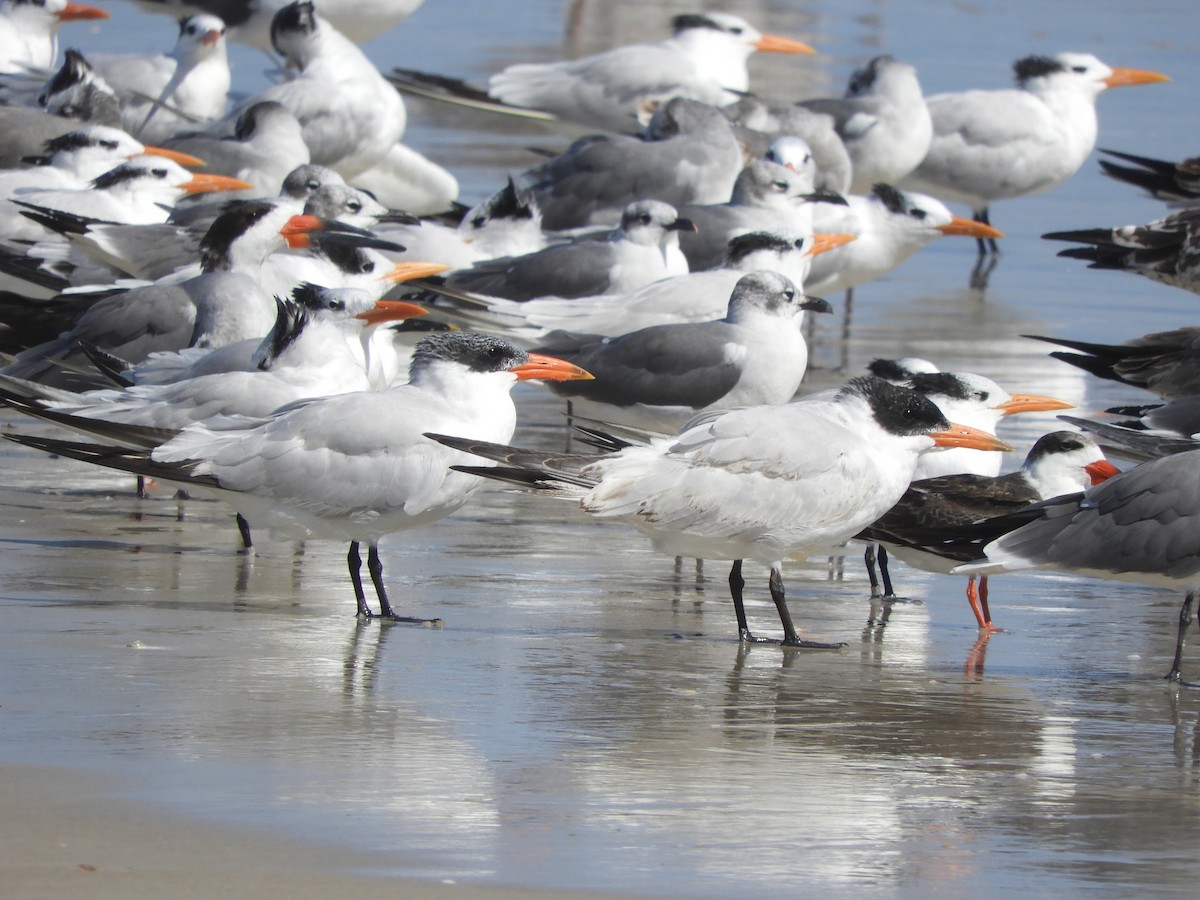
1086, 460, 1121, 485
383, 261, 450, 283
755, 34, 816, 55
996, 394, 1074, 416
931, 423, 1013, 453
511, 353, 594, 383
354, 300, 428, 326
139, 146, 206, 168
937, 216, 1005, 239
811, 232, 855, 256
1103, 67, 1170, 88
183, 173, 254, 195
58, 2, 109, 20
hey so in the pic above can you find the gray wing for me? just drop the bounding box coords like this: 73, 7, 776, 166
447, 241, 618, 301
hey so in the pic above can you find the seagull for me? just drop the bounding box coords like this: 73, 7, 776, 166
1024, 327, 1200, 401
1097, 148, 1200, 206
532, 271, 833, 433
903, 52, 1169, 251
1042, 206, 1200, 296
444, 200, 695, 301
805, 184, 1004, 296
86, 13, 230, 142
0, 0, 109, 74
859, 430, 1118, 630
430, 375, 1011, 646
3, 332, 593, 623
722, 98, 853, 193
515, 96, 744, 231
483, 12, 815, 133
676, 157, 844, 272
798, 55, 932, 195
953, 448, 1200, 683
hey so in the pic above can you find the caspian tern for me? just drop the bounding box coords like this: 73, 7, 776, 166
903, 52, 1169, 251
798, 55, 932, 195
532, 271, 833, 433
1042, 207, 1200, 296
2, 332, 593, 623
431, 376, 1011, 646
859, 430, 1117, 630
952, 448, 1200, 683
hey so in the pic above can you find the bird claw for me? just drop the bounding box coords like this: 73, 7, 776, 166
782, 638, 849, 650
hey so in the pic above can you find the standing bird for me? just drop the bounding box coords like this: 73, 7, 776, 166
953, 449, 1200, 683
483, 12, 815, 133
799, 55, 932, 195
903, 52, 1169, 253
532, 271, 833, 433
3, 333, 593, 623
859, 431, 1118, 631
431, 376, 1011, 646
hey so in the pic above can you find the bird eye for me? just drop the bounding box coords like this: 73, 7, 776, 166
470, 216, 486, 228
639, 213, 652, 224
153, 168, 168, 178
329, 299, 345, 311
101, 140, 117, 150
361, 260, 375, 273
1072, 65, 1088, 73
910, 209, 926, 220
729, 26, 743, 35
305, 179, 320, 190
772, 180, 788, 191
783, 290, 795, 302
975, 391, 989, 403
347, 201, 362, 213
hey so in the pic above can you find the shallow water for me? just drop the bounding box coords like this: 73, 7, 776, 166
4, 0, 1200, 896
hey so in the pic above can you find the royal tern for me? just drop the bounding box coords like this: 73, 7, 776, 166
1097, 148, 1200, 206
798, 55, 932, 195
0, 0, 108, 73
676, 158, 844, 272
0, 202, 390, 384
516, 97, 744, 231
128, 0, 425, 49
482, 12, 815, 133
953, 449, 1200, 683
532, 271, 833, 433
86, 13, 230, 142
1043, 207, 1200, 295
805, 184, 1004, 296
903, 52, 1169, 250
440, 231, 851, 342
4, 332, 592, 622
432, 376, 1010, 646
444, 200, 694, 301
859, 431, 1117, 630
1024, 328, 1200, 401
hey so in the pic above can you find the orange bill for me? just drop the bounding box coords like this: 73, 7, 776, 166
382, 261, 451, 283
811, 233, 855, 255
279, 214, 322, 248
937, 216, 1005, 239
756, 34, 816, 55
930, 423, 1013, 453
1103, 67, 1170, 88
511, 353, 594, 383
353, 300, 428, 326
996, 393, 1074, 416
182, 173, 254, 195
139, 145, 207, 168
57, 2, 110, 20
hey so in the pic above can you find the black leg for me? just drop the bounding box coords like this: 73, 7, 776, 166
771, 563, 847, 650
877, 545, 897, 598
1167, 591, 1198, 684
348, 541, 374, 618
368, 542, 443, 626
864, 544, 882, 599
974, 206, 999, 256
235, 513, 253, 552
729, 560, 768, 643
